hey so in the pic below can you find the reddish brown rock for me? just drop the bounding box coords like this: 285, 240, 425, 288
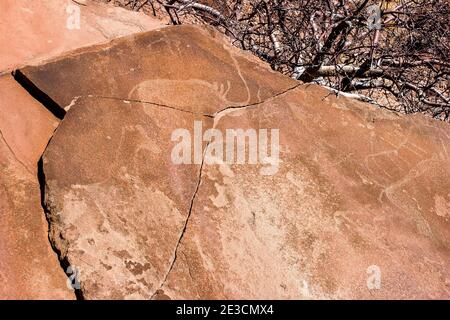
42, 97, 212, 299
0, 0, 164, 72
0, 76, 73, 299
18, 25, 297, 112
0, 76, 59, 174
0, 0, 163, 300
163, 85, 450, 299
25, 26, 449, 299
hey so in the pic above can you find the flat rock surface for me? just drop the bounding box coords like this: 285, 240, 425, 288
0, 0, 164, 71
18, 25, 297, 112
0, 82, 72, 298
24, 26, 450, 299
0, 75, 59, 174
42, 97, 212, 299
0, 0, 162, 299
164, 85, 450, 299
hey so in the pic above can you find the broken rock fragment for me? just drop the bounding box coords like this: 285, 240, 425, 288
0, 74, 73, 299
42, 96, 213, 299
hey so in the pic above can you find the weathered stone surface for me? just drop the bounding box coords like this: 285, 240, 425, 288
0, 0, 164, 71
18, 25, 297, 112
0, 75, 72, 299
164, 85, 450, 299
0, 0, 163, 299
27, 26, 449, 299
17, 24, 297, 298
0, 76, 59, 174
42, 97, 212, 299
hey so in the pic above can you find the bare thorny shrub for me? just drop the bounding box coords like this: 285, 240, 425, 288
102, 0, 449, 121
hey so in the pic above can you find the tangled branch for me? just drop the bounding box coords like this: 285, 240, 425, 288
102, 0, 450, 121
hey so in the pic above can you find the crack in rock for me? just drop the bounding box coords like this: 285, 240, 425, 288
212, 83, 302, 117
37, 158, 83, 300
150, 83, 302, 297
151, 139, 211, 299
12, 70, 66, 120
0, 127, 33, 175
89, 95, 214, 118
13, 65, 301, 299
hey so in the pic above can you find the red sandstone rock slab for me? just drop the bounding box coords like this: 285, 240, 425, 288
18, 25, 297, 113
0, 131, 74, 299
42, 97, 213, 299
0, 0, 164, 72
163, 85, 450, 299
15, 25, 296, 298
0, 74, 73, 299
0, 0, 164, 300
34, 26, 449, 299
42, 84, 450, 299
0, 75, 59, 174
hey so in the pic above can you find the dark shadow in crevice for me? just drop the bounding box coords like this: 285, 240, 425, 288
12, 69, 66, 120
13, 64, 80, 298
38, 157, 84, 300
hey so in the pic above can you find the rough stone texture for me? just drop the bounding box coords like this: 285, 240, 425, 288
42, 97, 212, 299
164, 86, 450, 299
0, 0, 164, 72
0, 78, 73, 299
27, 25, 450, 299
18, 25, 297, 112
0, 76, 59, 174
0, 0, 163, 299
31, 24, 296, 299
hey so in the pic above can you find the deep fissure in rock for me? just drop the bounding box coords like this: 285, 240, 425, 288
12, 69, 66, 120
14, 69, 81, 299
38, 158, 84, 300
13, 57, 302, 299
151, 140, 211, 299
